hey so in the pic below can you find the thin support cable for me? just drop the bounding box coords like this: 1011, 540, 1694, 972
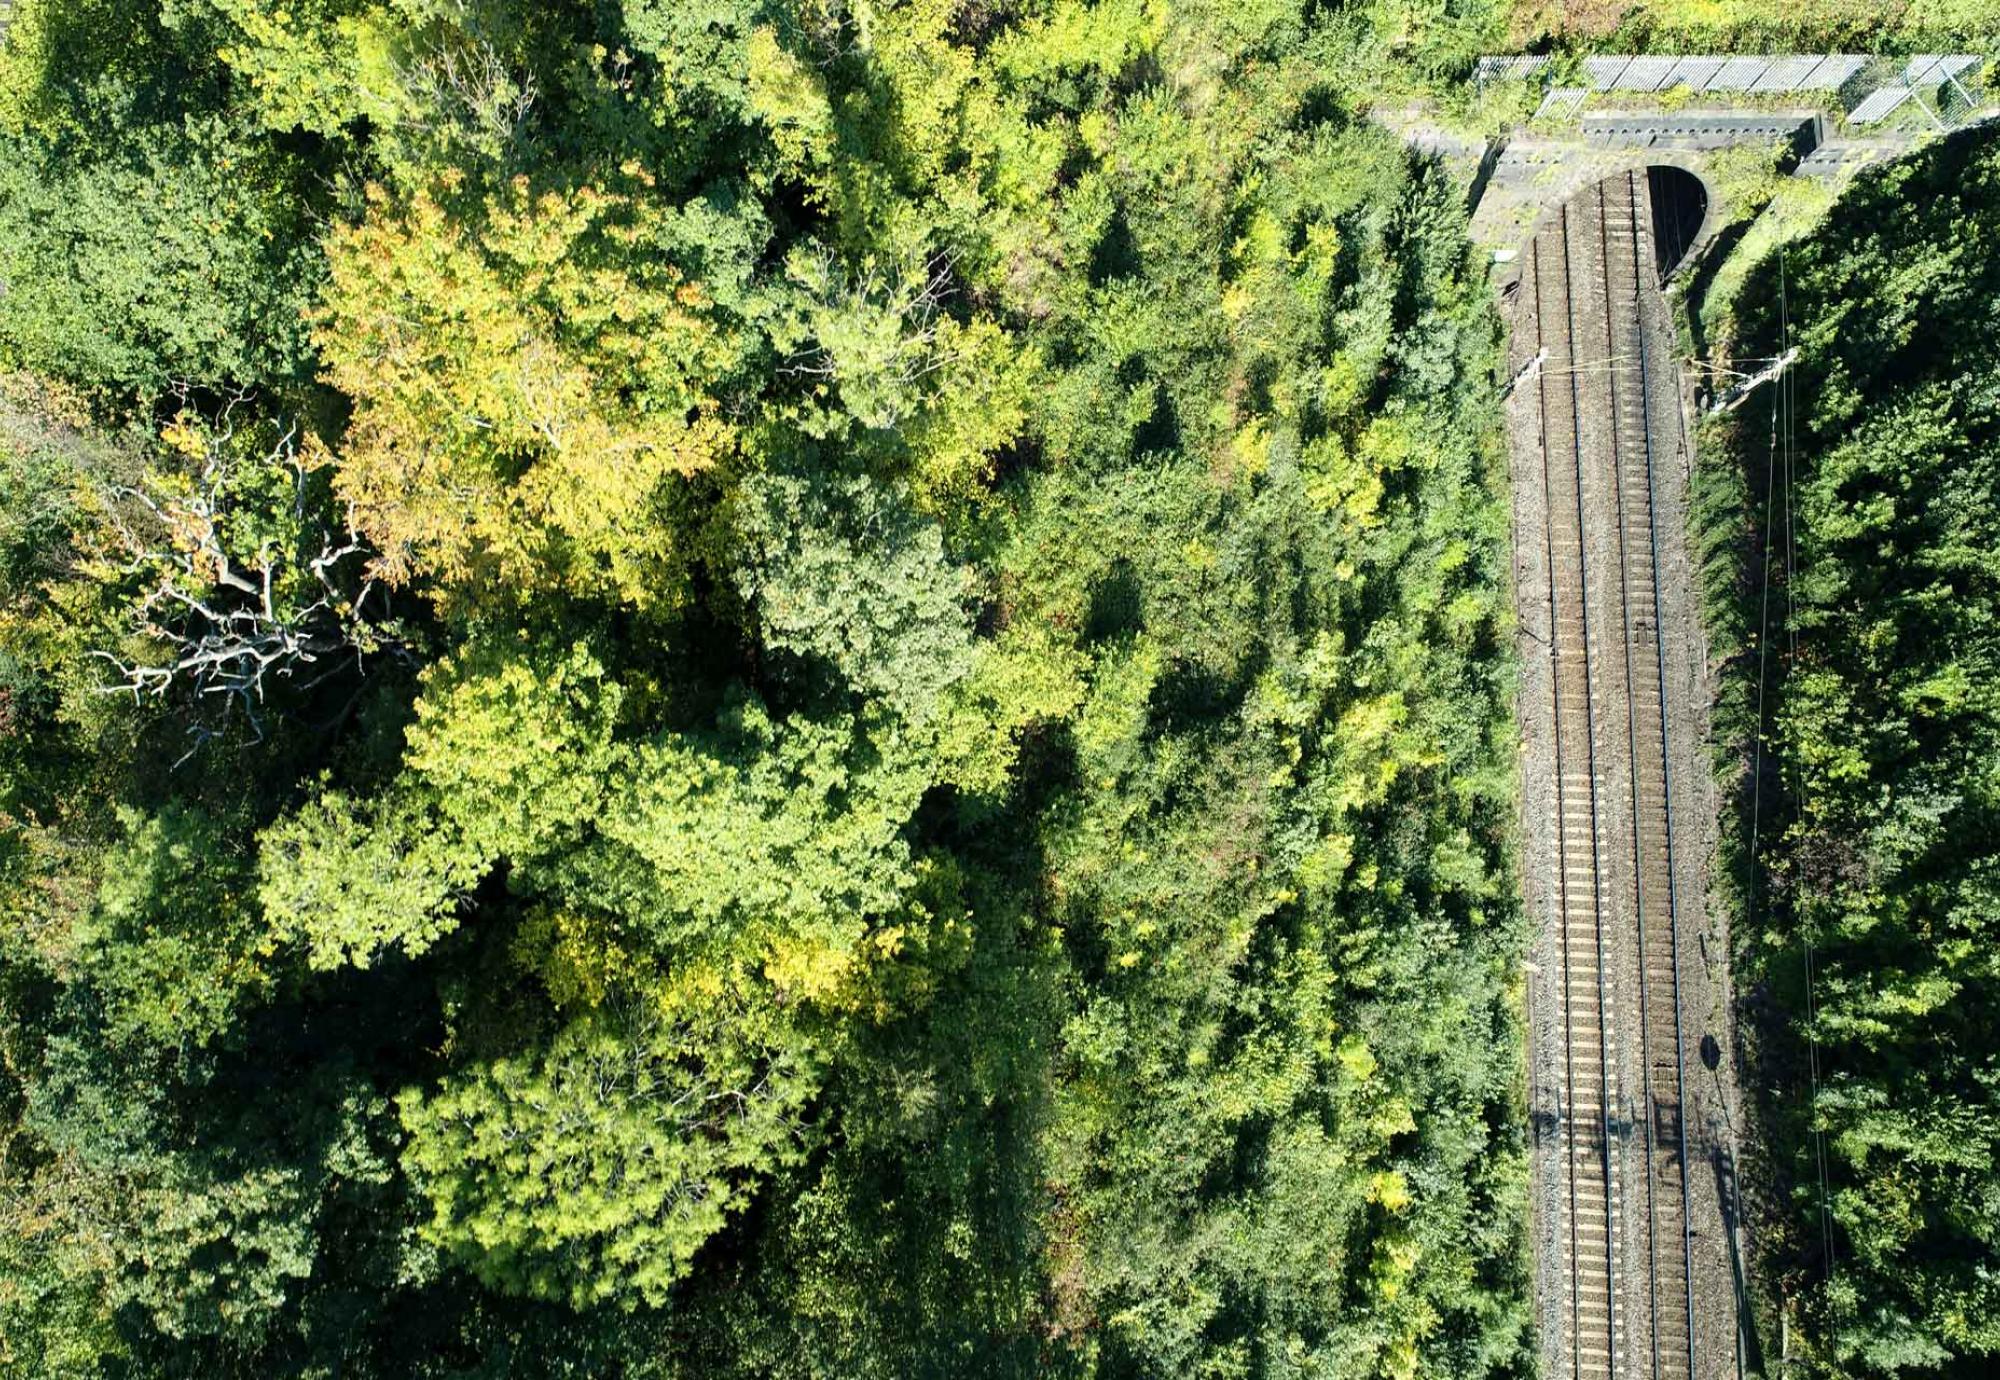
1779, 251, 1838, 1289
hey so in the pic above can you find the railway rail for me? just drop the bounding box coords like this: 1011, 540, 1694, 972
1521, 170, 1698, 1380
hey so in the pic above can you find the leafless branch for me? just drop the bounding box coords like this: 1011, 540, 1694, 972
776, 247, 968, 419
792, 0, 863, 65
89, 388, 407, 760
394, 23, 538, 153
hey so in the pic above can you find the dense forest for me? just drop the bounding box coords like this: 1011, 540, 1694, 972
1699, 127, 2000, 1377
1502, 0, 1999, 49
0, 2, 1531, 1376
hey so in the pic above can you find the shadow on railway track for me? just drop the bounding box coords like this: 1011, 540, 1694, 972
1713, 1144, 1766, 1378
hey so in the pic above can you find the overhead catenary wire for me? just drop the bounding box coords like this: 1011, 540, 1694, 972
1538, 355, 1797, 386
1778, 250, 1839, 1292
1746, 250, 1839, 1349
1743, 269, 1783, 1351
1687, 356, 1794, 382
1659, 208, 1757, 1380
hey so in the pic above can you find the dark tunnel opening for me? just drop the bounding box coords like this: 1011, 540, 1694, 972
1647, 165, 1709, 283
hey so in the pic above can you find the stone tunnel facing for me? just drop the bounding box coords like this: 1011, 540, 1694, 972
1646, 165, 1708, 282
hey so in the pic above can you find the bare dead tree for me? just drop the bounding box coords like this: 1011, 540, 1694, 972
393, 14, 538, 156
793, 1, 864, 65
90, 387, 406, 760
776, 247, 966, 426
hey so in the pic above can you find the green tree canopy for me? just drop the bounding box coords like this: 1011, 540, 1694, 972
1707, 124, 2000, 1378
0, 1, 1533, 1376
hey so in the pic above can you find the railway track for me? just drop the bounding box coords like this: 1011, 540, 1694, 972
1523, 170, 1697, 1380
1601, 170, 1697, 1380
1531, 195, 1622, 1380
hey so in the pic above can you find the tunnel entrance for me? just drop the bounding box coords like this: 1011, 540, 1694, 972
1646, 165, 1708, 283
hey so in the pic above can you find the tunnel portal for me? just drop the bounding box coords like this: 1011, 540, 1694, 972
1645, 165, 1709, 282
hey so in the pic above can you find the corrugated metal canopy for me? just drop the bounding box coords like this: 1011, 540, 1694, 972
1798, 56, 1866, 90
1471, 52, 1985, 109
1476, 55, 1551, 81
1535, 88, 1589, 119
1847, 86, 1912, 124
1906, 54, 1983, 85
1664, 56, 1726, 90
1614, 56, 1680, 91
1706, 56, 1772, 91
1584, 56, 1634, 90
1751, 55, 1824, 92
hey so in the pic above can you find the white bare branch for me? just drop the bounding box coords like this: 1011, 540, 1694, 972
88, 390, 407, 757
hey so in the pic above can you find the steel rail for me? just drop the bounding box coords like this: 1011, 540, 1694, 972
1595, 174, 1668, 1380
1546, 199, 1622, 1380
1622, 168, 1700, 1380
1525, 166, 1708, 1380
1530, 224, 1588, 1380
1529, 227, 1591, 1380
1560, 205, 1620, 1380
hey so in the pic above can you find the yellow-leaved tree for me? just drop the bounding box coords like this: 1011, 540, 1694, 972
316, 175, 740, 609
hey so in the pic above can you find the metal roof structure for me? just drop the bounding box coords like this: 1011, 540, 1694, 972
1475, 55, 1550, 82
1905, 54, 1982, 85
1476, 51, 1986, 97
1535, 87, 1589, 120
1663, 56, 1727, 90
1705, 57, 1772, 91
1750, 56, 1826, 93
1581, 56, 1633, 89
1843, 87, 1912, 124
1614, 56, 1682, 92
1797, 55, 1867, 90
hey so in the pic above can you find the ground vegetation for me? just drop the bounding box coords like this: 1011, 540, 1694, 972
1694, 124, 2000, 1379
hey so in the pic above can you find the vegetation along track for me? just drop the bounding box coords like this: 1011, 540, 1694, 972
1514, 169, 1717, 1380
